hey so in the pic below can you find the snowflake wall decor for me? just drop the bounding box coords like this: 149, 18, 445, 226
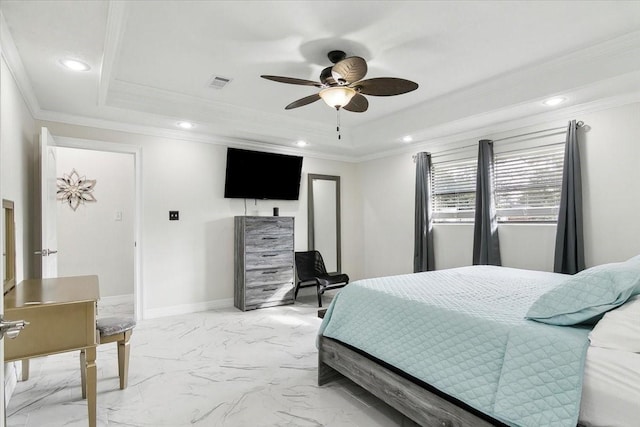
56, 169, 97, 211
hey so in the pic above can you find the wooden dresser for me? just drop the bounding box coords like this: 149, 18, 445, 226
234, 216, 295, 311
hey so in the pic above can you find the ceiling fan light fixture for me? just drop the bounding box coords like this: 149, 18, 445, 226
319, 87, 356, 109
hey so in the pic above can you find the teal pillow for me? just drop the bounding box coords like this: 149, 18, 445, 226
526, 261, 640, 325
626, 254, 640, 265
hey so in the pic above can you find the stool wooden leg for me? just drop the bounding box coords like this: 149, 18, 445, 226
117, 330, 132, 389
80, 349, 87, 399
21, 359, 30, 381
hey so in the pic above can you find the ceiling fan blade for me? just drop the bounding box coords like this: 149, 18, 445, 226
353, 78, 418, 96
285, 93, 321, 110
331, 56, 367, 85
261, 75, 322, 88
343, 93, 368, 113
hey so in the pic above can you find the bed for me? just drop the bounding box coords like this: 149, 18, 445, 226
317, 260, 640, 427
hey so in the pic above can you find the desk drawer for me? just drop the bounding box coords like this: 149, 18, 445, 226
4, 301, 96, 361
245, 283, 294, 307
246, 266, 293, 287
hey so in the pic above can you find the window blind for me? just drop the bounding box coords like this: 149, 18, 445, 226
494, 144, 564, 222
431, 158, 477, 222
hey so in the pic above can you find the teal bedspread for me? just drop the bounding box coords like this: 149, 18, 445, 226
319, 266, 591, 427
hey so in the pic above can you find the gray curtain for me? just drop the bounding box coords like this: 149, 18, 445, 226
473, 140, 502, 265
554, 120, 585, 274
414, 152, 435, 272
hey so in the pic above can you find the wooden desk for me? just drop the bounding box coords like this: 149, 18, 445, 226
4, 276, 99, 427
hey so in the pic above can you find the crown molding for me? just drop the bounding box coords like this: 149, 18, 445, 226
0, 11, 41, 118
356, 91, 640, 163
98, 0, 129, 106
36, 107, 357, 163
105, 78, 345, 144
351, 30, 640, 149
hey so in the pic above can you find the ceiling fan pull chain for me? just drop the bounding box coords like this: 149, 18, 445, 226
336, 107, 341, 140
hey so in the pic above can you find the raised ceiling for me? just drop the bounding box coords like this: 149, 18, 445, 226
2, 1, 640, 159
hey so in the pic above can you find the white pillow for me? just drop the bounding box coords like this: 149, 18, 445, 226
589, 295, 640, 352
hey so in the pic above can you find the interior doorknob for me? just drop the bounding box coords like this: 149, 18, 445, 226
34, 249, 58, 256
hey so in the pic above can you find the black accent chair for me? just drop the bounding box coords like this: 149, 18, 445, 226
294, 250, 349, 307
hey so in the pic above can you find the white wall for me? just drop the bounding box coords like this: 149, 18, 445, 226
1, 56, 35, 283
581, 103, 640, 266
359, 102, 640, 276
1, 53, 37, 408
55, 147, 135, 297
359, 154, 415, 278
35, 121, 363, 317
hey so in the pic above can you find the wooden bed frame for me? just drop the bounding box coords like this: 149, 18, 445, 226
318, 335, 501, 427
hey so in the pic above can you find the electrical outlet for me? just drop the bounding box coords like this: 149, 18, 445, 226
169, 211, 179, 221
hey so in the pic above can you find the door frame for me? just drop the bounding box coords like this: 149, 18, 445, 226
53, 136, 143, 320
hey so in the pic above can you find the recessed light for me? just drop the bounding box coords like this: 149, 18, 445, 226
402, 135, 413, 143
60, 59, 90, 72
295, 140, 308, 147
177, 121, 194, 129
543, 97, 566, 107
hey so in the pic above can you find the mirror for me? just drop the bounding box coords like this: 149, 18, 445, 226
3, 199, 16, 293
308, 174, 341, 273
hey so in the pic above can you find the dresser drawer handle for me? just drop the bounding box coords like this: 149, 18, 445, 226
262, 237, 278, 240
261, 254, 277, 257
263, 288, 277, 292
262, 271, 278, 275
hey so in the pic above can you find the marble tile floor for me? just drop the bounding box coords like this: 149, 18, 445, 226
6, 295, 412, 427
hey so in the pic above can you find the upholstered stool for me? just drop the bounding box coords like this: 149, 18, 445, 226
80, 316, 136, 398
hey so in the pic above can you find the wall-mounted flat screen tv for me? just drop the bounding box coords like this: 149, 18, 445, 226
224, 148, 303, 200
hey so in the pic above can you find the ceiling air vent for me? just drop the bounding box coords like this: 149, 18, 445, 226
209, 75, 232, 90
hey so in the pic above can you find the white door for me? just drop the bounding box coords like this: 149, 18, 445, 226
0, 194, 4, 425
37, 127, 58, 278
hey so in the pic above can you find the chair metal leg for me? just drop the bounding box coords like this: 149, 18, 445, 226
294, 282, 300, 300
317, 284, 323, 307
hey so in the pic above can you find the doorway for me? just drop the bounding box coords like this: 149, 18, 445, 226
54, 136, 142, 319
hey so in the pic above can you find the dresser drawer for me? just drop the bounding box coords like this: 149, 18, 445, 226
245, 217, 293, 236
245, 283, 294, 307
245, 251, 293, 269
245, 234, 293, 252
246, 267, 294, 287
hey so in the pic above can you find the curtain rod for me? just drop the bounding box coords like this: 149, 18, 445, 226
412, 121, 584, 161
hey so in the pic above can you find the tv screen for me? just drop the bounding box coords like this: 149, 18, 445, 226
224, 148, 303, 200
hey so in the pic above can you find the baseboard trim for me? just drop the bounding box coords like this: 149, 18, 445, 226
143, 298, 234, 319
99, 293, 134, 305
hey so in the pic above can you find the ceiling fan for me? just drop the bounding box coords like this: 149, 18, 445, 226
261, 50, 419, 113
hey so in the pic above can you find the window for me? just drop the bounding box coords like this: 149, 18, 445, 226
494, 145, 564, 222
431, 144, 565, 223
431, 158, 477, 222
